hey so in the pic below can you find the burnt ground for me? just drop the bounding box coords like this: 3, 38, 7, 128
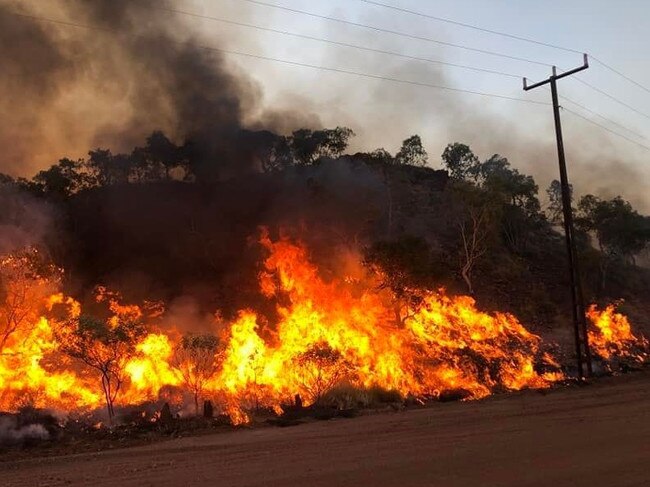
1, 371, 649, 487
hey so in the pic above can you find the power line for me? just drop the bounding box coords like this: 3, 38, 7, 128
571, 75, 650, 121
12, 10, 648, 151
558, 94, 647, 141
358, 0, 582, 54
358, 0, 650, 96
591, 56, 650, 95
563, 107, 650, 152
7, 10, 549, 106
239, 0, 552, 67
155, 5, 522, 79
241, 0, 650, 119
160, 3, 648, 143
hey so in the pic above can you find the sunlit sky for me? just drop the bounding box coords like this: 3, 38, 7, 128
185, 0, 649, 209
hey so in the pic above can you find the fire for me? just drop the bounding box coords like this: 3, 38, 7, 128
587, 304, 649, 362
0, 232, 647, 423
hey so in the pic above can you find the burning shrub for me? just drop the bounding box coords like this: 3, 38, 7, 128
172, 333, 221, 415
294, 343, 353, 404
0, 248, 60, 353
587, 304, 649, 366
57, 314, 146, 423
1, 231, 647, 428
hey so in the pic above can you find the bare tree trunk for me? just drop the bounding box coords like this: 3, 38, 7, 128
102, 373, 114, 424
461, 262, 474, 295
458, 208, 488, 296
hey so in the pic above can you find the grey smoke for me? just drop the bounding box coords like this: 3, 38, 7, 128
0, 0, 317, 178
0, 0, 646, 211
0, 416, 49, 446
0, 186, 55, 255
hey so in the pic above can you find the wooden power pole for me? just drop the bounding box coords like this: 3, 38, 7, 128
523, 54, 593, 379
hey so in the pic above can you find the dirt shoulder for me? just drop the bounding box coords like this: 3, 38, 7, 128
2, 371, 649, 487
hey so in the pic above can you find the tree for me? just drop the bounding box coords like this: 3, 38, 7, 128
364, 237, 431, 324
479, 155, 540, 216
58, 314, 145, 422
546, 179, 574, 225
294, 342, 351, 403
86, 149, 134, 186
260, 135, 295, 173
450, 184, 499, 294
129, 131, 183, 181
441, 143, 480, 180
471, 156, 541, 252
290, 127, 355, 166
0, 249, 58, 353
172, 333, 220, 415
0, 173, 15, 186
395, 135, 428, 167
576, 195, 650, 289
367, 148, 394, 164
32, 158, 88, 198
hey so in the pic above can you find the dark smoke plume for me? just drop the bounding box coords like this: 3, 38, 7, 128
0, 0, 313, 178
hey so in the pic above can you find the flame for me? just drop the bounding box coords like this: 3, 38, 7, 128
0, 232, 646, 423
587, 304, 649, 362
123, 333, 180, 403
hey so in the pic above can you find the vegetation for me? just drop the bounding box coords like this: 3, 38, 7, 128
0, 249, 59, 353
0, 128, 648, 337
295, 343, 352, 403
58, 315, 146, 422
172, 334, 221, 415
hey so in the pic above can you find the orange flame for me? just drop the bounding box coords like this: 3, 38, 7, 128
0, 232, 645, 423
587, 304, 649, 362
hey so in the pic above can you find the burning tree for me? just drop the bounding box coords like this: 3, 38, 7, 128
364, 237, 430, 325
58, 315, 145, 423
172, 333, 220, 415
294, 342, 352, 404
0, 249, 58, 353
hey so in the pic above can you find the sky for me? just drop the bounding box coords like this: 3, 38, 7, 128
193, 0, 650, 209
2, 0, 649, 211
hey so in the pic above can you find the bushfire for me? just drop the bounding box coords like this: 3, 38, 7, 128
0, 232, 647, 424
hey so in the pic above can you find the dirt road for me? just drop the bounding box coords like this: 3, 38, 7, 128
3, 372, 649, 487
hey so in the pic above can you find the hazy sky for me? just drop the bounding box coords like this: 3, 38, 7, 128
193, 0, 650, 209
2, 0, 649, 210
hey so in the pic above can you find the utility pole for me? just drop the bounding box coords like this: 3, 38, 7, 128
523, 54, 593, 379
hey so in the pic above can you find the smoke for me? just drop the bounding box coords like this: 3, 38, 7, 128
0, 0, 646, 208
0, 186, 55, 255
0, 416, 49, 447
0, 0, 317, 178
347, 58, 650, 213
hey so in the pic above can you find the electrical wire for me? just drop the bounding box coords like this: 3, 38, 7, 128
563, 107, 650, 152
358, 0, 582, 54
154, 5, 523, 79
357, 0, 650, 96
571, 76, 650, 121
591, 56, 650, 95
238, 0, 552, 67
7, 10, 549, 106
10, 10, 649, 151
559, 95, 647, 141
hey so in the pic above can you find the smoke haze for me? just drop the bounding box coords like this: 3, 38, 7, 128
0, 0, 647, 211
